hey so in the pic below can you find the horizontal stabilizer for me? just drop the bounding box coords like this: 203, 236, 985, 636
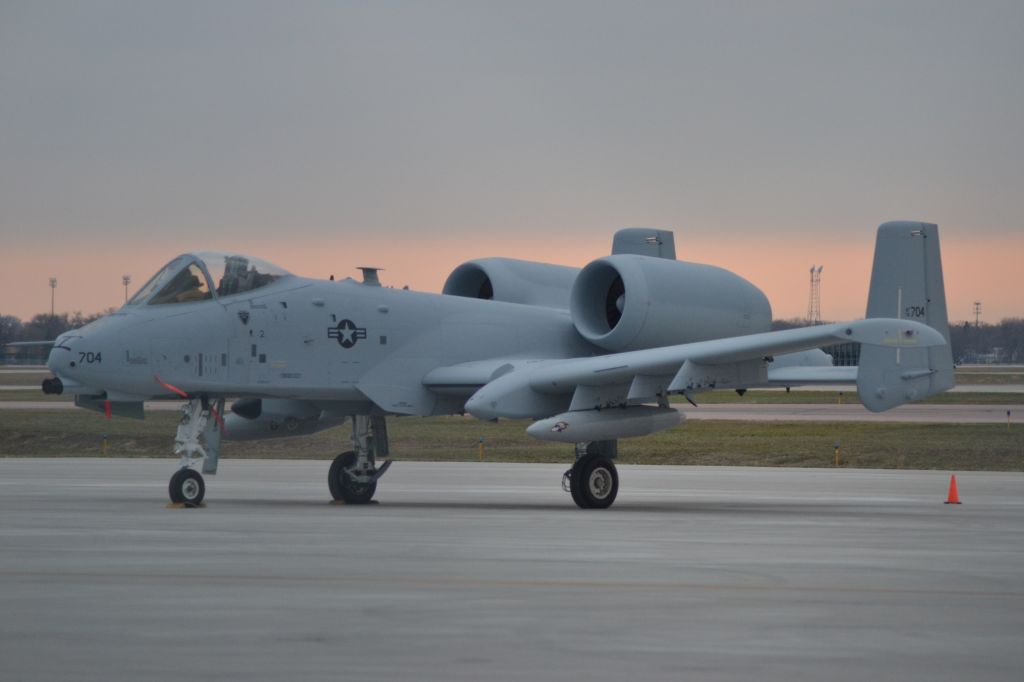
3, 340, 57, 348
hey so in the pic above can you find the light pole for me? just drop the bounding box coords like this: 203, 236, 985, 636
123, 275, 132, 303
49, 277, 57, 316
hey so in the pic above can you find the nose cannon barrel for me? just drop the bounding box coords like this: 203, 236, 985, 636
41, 377, 64, 395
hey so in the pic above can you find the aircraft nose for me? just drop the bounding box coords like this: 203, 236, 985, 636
43, 336, 81, 395
42, 312, 142, 398
47, 328, 109, 376
46, 336, 75, 374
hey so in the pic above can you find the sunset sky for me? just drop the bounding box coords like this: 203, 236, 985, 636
2, 1, 1021, 324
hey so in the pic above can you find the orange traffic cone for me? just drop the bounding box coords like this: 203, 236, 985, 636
944, 474, 962, 505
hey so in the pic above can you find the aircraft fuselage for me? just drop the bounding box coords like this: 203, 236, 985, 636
48, 277, 596, 415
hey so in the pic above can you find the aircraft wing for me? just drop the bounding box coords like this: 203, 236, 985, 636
462, 318, 945, 420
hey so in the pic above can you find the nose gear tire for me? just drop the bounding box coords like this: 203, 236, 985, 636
169, 468, 206, 506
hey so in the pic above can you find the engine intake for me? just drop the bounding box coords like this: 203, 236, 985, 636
443, 258, 579, 309
571, 255, 772, 352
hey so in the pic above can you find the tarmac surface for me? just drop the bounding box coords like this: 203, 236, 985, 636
1, 399, 1019, 423
1, 458, 1022, 681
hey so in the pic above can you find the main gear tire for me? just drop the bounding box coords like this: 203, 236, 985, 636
328, 451, 378, 504
569, 455, 618, 509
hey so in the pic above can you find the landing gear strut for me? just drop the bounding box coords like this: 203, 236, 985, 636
328, 415, 392, 504
563, 440, 619, 509
167, 397, 223, 506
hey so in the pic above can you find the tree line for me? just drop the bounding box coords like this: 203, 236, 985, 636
771, 317, 1024, 365
948, 318, 1024, 364
1, 311, 116, 362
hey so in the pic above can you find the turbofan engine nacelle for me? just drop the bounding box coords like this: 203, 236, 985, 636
443, 258, 579, 309
223, 399, 344, 441
570, 255, 772, 352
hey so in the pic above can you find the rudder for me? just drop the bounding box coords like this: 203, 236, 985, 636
857, 221, 955, 411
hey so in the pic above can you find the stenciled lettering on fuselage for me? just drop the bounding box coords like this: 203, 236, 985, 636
328, 319, 368, 349
904, 305, 926, 319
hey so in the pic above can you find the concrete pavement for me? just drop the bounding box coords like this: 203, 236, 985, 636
1, 459, 1022, 681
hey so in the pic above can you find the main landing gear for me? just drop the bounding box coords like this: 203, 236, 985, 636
563, 440, 619, 509
328, 415, 392, 504
167, 397, 224, 506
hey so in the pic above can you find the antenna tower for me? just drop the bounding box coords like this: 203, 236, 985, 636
973, 301, 982, 327
807, 265, 823, 324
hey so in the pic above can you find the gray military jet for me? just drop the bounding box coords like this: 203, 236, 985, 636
40, 221, 953, 509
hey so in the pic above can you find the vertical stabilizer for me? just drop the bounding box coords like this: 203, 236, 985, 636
857, 221, 955, 411
612, 228, 676, 259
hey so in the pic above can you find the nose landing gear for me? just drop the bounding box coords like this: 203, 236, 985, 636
166, 397, 223, 507
169, 468, 206, 506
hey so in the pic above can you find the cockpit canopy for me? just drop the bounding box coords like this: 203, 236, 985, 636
128, 252, 292, 306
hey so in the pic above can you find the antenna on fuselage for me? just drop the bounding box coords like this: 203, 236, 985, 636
358, 267, 383, 287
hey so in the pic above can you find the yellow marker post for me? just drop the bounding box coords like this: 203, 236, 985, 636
101, 435, 108, 456
478, 437, 485, 462
838, 392, 843, 406
1008, 410, 1012, 431
833, 441, 840, 467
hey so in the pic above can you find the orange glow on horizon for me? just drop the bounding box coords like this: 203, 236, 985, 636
1, 231, 1019, 325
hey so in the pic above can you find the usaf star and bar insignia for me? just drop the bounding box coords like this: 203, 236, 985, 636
328, 319, 367, 349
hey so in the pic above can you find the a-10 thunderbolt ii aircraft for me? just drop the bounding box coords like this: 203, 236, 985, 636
40, 221, 953, 509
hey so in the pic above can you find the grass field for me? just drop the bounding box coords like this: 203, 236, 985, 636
0, 372, 49, 386
2, 365, 1022, 471
2, 409, 1022, 471
0, 392, 69, 402
952, 370, 1024, 385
